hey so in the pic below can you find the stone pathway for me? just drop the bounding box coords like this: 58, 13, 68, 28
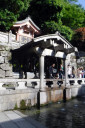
0, 110, 47, 128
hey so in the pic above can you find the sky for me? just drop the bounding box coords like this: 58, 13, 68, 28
77, 0, 85, 9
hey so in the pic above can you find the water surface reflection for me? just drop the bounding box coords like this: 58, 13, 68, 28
22, 97, 85, 128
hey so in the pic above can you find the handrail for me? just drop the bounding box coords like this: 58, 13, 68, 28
67, 78, 85, 80
0, 78, 85, 90
0, 79, 40, 82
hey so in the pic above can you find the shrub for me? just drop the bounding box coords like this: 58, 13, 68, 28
20, 100, 27, 110
14, 103, 18, 110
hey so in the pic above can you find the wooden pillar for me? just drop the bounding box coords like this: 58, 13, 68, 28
39, 55, 44, 90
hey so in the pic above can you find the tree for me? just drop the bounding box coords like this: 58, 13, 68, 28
0, 0, 31, 31
43, 21, 74, 41
71, 27, 85, 51
28, 0, 62, 26
27, 0, 74, 40
0, 0, 85, 44
27, 0, 85, 41
62, 3, 85, 29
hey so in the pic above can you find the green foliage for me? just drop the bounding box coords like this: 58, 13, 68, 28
44, 21, 74, 40
62, 3, 85, 29
28, 0, 61, 25
28, 0, 64, 36
13, 64, 16, 67
0, 0, 31, 31
59, 25, 74, 41
20, 100, 27, 110
14, 103, 18, 110
0, 9, 16, 31
28, 0, 85, 41
43, 21, 59, 33
0, 0, 85, 45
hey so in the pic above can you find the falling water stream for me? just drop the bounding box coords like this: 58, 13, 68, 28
21, 97, 85, 128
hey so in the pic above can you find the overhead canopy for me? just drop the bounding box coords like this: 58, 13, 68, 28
12, 32, 77, 58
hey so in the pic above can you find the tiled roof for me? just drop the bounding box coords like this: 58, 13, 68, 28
13, 16, 40, 31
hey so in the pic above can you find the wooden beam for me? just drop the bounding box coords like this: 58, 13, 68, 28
35, 47, 66, 58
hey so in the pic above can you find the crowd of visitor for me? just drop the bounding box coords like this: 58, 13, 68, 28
48, 63, 64, 79
49, 63, 85, 79
77, 67, 85, 78
67, 65, 85, 78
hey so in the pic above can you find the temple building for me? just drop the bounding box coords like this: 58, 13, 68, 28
0, 17, 78, 89
12, 16, 40, 44
0, 17, 83, 111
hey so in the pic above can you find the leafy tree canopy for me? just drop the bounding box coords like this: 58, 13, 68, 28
62, 2, 85, 29
0, 0, 31, 31
27, 0, 81, 40
0, 0, 85, 43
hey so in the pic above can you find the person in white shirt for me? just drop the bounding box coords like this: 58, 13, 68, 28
67, 65, 72, 78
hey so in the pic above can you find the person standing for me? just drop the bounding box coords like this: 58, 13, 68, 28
49, 64, 55, 78
67, 65, 72, 78
72, 66, 75, 78
59, 64, 64, 79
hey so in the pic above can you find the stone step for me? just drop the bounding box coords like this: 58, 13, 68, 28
14, 110, 47, 128
4, 111, 35, 128
0, 111, 47, 128
0, 112, 18, 128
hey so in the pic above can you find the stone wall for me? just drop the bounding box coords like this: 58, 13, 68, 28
0, 31, 16, 43
0, 88, 64, 111
0, 85, 85, 111
0, 45, 13, 78
77, 51, 85, 69
67, 85, 85, 99
0, 89, 38, 111
67, 53, 77, 68
40, 86, 85, 105
40, 89, 63, 105
67, 53, 77, 76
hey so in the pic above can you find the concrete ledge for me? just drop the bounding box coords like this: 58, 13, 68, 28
0, 84, 85, 111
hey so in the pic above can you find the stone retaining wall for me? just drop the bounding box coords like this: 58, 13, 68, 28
0, 88, 64, 111
0, 31, 16, 43
0, 85, 85, 111
0, 89, 38, 111
40, 85, 85, 105
0, 45, 13, 78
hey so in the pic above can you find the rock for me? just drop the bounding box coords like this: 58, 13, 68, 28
5, 71, 13, 77
0, 45, 6, 51
0, 69, 5, 78
7, 52, 11, 57
0, 56, 4, 63
0, 63, 12, 71
4, 57, 8, 63
1, 51, 8, 56
4, 56, 12, 63
5, 46, 10, 51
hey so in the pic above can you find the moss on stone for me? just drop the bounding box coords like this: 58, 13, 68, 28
20, 100, 27, 110
14, 103, 18, 110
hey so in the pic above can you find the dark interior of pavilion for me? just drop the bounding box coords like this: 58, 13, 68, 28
12, 49, 64, 79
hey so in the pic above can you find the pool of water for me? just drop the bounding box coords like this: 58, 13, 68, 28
21, 97, 85, 128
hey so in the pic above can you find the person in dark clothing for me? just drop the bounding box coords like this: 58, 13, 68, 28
59, 64, 64, 79
49, 63, 55, 78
